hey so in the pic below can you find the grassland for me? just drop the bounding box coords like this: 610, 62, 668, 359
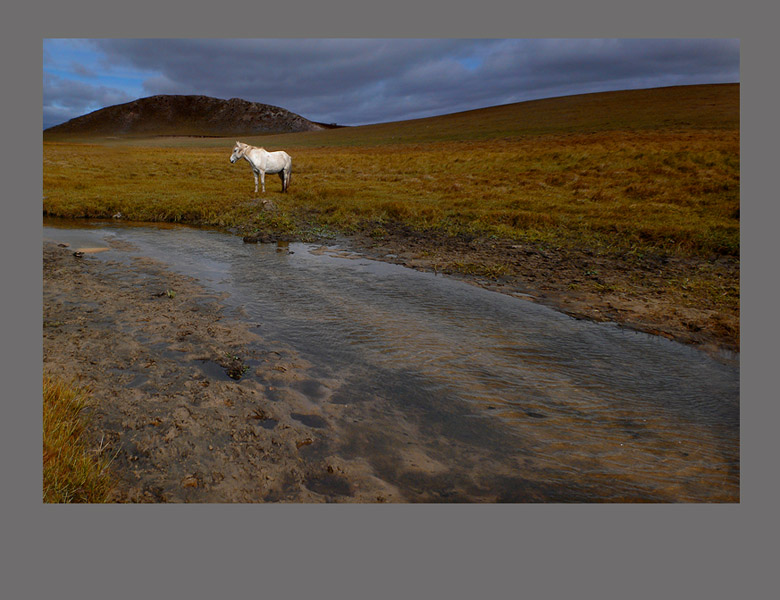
43, 84, 740, 352
43, 375, 115, 502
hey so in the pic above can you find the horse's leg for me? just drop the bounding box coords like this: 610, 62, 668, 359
253, 170, 259, 194
278, 171, 285, 192
260, 170, 266, 193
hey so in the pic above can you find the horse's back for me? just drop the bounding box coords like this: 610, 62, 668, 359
251, 148, 291, 172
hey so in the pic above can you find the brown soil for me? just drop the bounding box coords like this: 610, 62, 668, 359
43, 240, 403, 503
340, 223, 739, 361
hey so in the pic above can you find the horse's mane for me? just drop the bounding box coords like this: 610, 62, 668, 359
236, 141, 263, 150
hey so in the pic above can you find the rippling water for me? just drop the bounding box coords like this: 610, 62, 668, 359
44, 220, 740, 502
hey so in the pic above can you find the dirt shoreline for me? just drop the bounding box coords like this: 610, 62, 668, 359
43, 240, 402, 502
43, 223, 738, 502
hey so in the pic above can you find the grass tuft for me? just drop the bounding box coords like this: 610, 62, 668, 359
43, 375, 115, 503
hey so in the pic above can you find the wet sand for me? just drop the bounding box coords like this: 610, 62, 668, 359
43, 228, 738, 502
43, 239, 402, 502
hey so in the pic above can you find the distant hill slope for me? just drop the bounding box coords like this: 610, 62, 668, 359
43, 84, 738, 145
225, 83, 739, 149
43, 95, 325, 138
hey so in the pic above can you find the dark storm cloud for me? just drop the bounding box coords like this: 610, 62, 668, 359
43, 38, 739, 128
42, 72, 134, 129
88, 38, 498, 123
384, 39, 740, 118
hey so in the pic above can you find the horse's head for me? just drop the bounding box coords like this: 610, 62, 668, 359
230, 142, 246, 164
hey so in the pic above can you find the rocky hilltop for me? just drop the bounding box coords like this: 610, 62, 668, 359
43, 95, 326, 138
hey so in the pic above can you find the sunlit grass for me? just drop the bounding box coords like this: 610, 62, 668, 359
43, 375, 115, 503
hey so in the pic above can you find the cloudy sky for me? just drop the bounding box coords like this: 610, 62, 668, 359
42, 38, 739, 130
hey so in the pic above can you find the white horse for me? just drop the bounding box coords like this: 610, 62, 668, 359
230, 141, 292, 193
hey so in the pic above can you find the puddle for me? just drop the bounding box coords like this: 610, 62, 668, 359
194, 359, 235, 381
291, 413, 328, 429
304, 473, 353, 498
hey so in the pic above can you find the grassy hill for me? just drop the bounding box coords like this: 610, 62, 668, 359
42, 84, 739, 254
231, 83, 739, 148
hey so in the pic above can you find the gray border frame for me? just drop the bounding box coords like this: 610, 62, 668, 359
7, 1, 774, 597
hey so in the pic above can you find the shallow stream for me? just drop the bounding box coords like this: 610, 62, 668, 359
43, 220, 739, 502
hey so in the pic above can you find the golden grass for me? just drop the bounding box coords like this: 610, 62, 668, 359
43, 128, 739, 257
42, 84, 739, 315
43, 375, 115, 503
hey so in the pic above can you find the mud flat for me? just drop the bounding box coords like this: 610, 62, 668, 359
43, 240, 401, 502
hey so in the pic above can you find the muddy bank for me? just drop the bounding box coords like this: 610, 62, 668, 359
43, 240, 402, 502
331, 224, 739, 360
42, 222, 739, 503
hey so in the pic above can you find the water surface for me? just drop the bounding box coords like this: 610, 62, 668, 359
43, 220, 740, 502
